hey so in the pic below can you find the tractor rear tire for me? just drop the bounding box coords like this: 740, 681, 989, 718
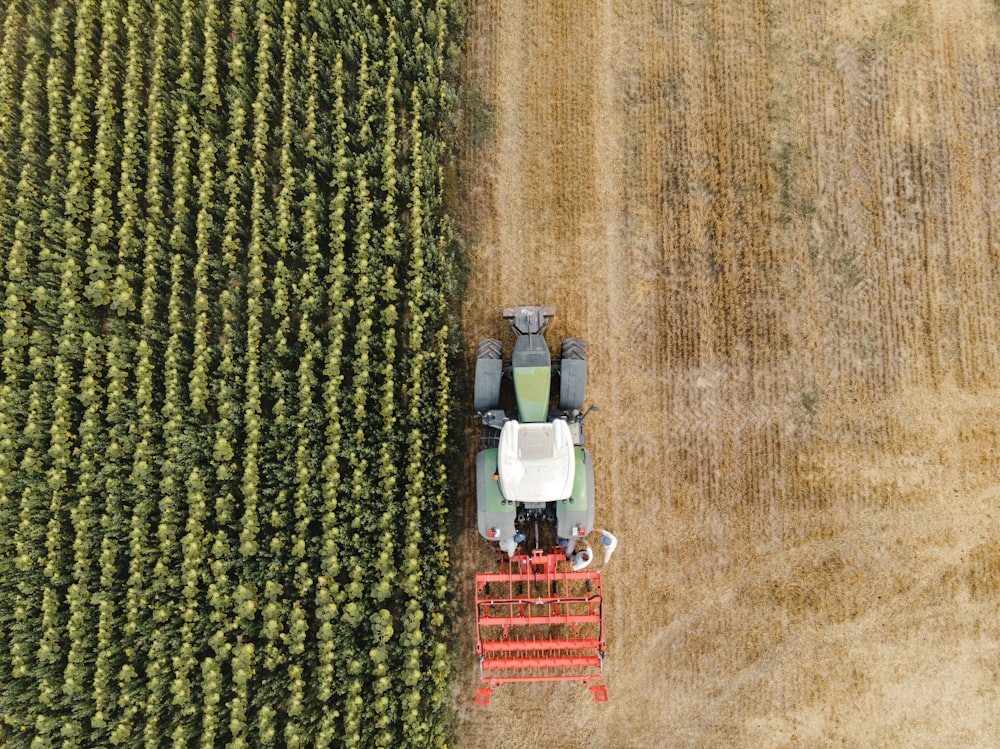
474, 338, 503, 411
559, 338, 587, 410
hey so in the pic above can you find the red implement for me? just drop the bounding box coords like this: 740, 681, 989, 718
475, 548, 607, 705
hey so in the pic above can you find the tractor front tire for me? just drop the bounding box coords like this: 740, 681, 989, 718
559, 338, 587, 410
474, 338, 503, 411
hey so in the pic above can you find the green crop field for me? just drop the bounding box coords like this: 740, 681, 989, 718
0, 0, 463, 746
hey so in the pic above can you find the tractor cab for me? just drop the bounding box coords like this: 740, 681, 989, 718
496, 419, 575, 503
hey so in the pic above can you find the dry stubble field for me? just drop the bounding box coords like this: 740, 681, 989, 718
453, 1, 1000, 746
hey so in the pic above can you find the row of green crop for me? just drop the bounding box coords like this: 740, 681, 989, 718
0, 0, 462, 747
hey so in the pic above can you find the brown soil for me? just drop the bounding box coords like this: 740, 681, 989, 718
453, 1, 1000, 746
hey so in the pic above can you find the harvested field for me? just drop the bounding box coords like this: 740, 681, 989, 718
454, 0, 1000, 746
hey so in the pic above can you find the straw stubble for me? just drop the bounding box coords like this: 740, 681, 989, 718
456, 0, 1000, 745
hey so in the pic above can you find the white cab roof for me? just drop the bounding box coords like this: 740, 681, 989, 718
497, 419, 575, 503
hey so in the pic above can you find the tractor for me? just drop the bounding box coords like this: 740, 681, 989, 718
472, 306, 607, 704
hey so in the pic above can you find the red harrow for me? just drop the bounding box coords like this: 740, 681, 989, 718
474, 548, 607, 705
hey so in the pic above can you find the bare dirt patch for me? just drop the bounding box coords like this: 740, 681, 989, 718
454, 1, 1000, 745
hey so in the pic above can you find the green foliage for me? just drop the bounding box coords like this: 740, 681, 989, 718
0, 0, 463, 746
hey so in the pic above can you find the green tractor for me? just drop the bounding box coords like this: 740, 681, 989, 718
474, 306, 597, 557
